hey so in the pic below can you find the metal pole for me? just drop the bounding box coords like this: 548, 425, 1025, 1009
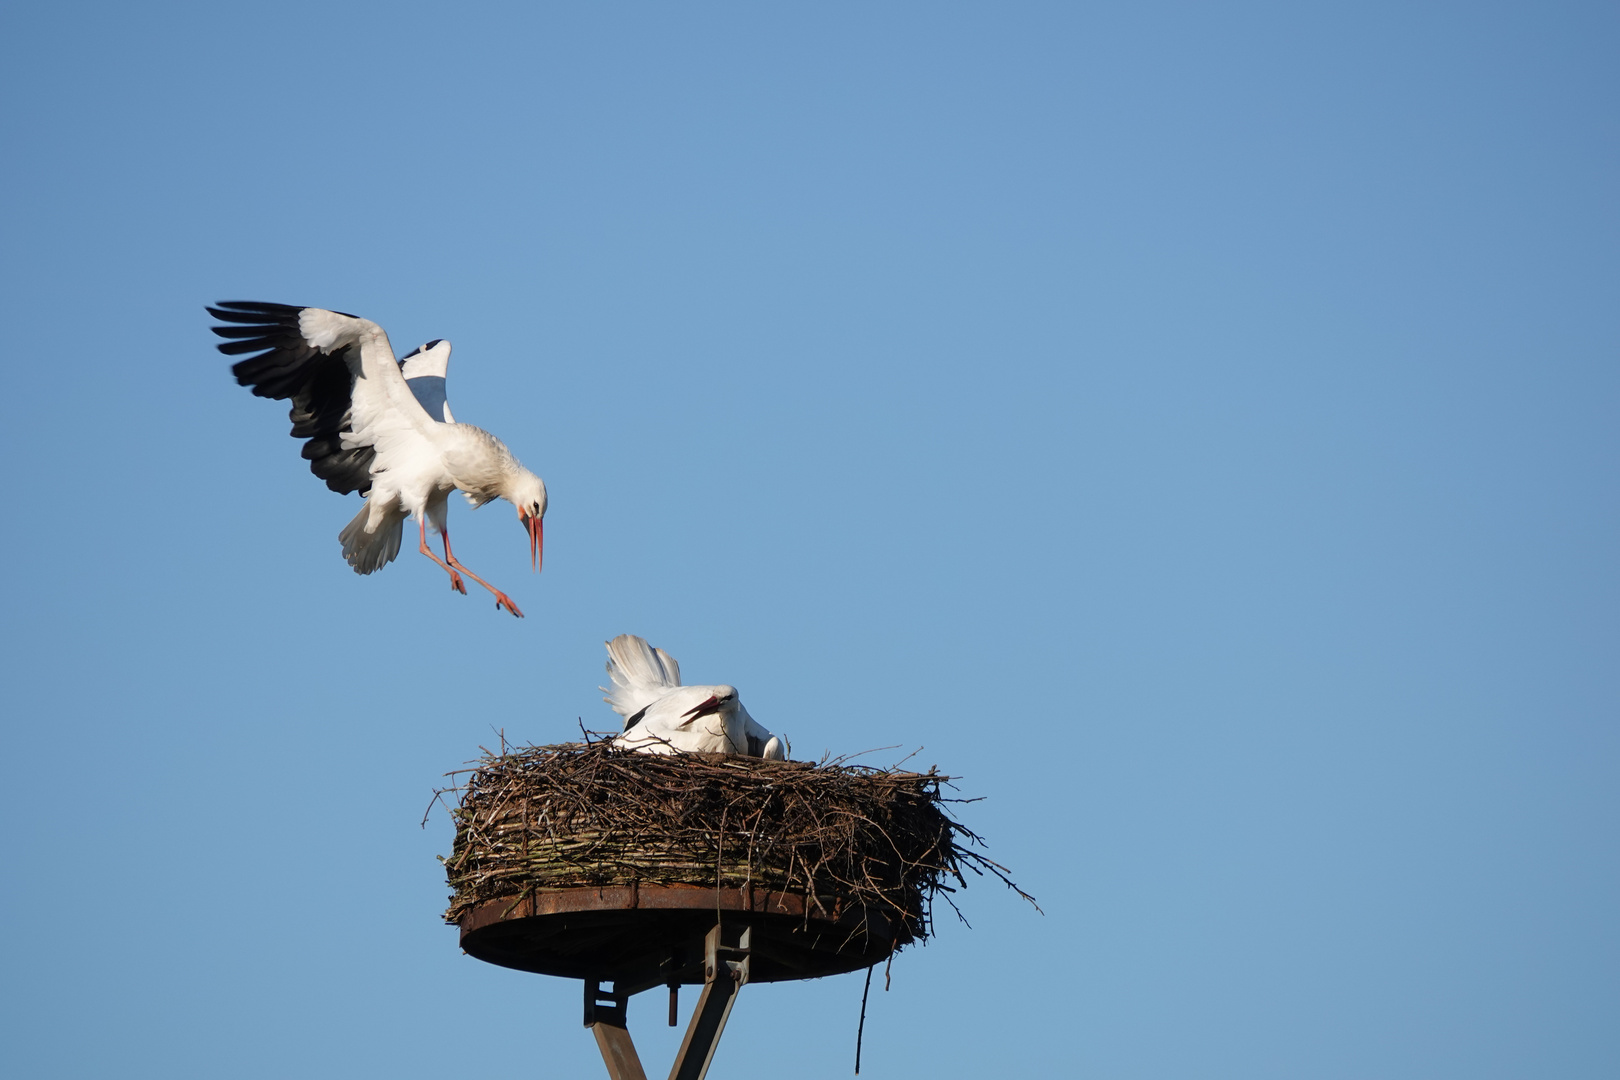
667, 925, 751, 1080
581, 923, 750, 1080
585, 980, 649, 1080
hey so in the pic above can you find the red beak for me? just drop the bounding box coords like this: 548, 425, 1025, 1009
679, 694, 722, 725
526, 514, 544, 573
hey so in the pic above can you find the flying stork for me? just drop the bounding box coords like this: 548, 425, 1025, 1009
602, 634, 789, 758
209, 301, 546, 617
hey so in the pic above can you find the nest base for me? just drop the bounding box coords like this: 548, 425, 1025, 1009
458, 883, 900, 987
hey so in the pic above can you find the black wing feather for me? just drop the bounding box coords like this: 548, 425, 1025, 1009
209, 324, 275, 340
209, 301, 376, 495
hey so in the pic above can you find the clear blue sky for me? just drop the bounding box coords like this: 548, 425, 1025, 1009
2, 3, 1616, 1077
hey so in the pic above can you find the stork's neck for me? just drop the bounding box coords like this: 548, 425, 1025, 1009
441, 425, 520, 506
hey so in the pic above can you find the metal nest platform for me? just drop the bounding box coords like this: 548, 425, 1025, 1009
458, 883, 903, 985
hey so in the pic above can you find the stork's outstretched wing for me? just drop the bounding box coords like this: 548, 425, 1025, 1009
208, 302, 436, 494
399, 339, 455, 423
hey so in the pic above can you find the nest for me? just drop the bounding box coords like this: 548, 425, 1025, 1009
438, 738, 1033, 943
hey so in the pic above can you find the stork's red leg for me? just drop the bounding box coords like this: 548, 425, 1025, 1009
418, 520, 467, 595
442, 533, 524, 618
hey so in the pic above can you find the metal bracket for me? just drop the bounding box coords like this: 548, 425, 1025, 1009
585, 981, 647, 1080
582, 923, 752, 1080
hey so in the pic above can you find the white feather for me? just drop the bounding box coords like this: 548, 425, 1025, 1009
601, 633, 683, 719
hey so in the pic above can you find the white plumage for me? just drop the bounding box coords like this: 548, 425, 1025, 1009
210, 302, 546, 617
602, 635, 788, 759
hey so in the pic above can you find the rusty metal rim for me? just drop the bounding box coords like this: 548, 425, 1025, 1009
458, 883, 896, 937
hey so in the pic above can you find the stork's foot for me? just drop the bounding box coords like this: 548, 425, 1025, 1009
448, 571, 468, 595
442, 555, 523, 618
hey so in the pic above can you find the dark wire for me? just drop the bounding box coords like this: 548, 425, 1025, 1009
855, 963, 875, 1074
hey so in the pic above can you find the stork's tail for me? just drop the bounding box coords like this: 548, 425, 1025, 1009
601, 634, 682, 719
338, 501, 405, 575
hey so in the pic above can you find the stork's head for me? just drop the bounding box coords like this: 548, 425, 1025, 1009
506, 469, 547, 572
680, 687, 745, 749
681, 685, 741, 724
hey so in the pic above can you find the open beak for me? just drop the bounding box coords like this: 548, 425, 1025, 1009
678, 694, 723, 726
523, 513, 544, 573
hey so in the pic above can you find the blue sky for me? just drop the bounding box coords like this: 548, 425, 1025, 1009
2, 2, 1616, 1076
